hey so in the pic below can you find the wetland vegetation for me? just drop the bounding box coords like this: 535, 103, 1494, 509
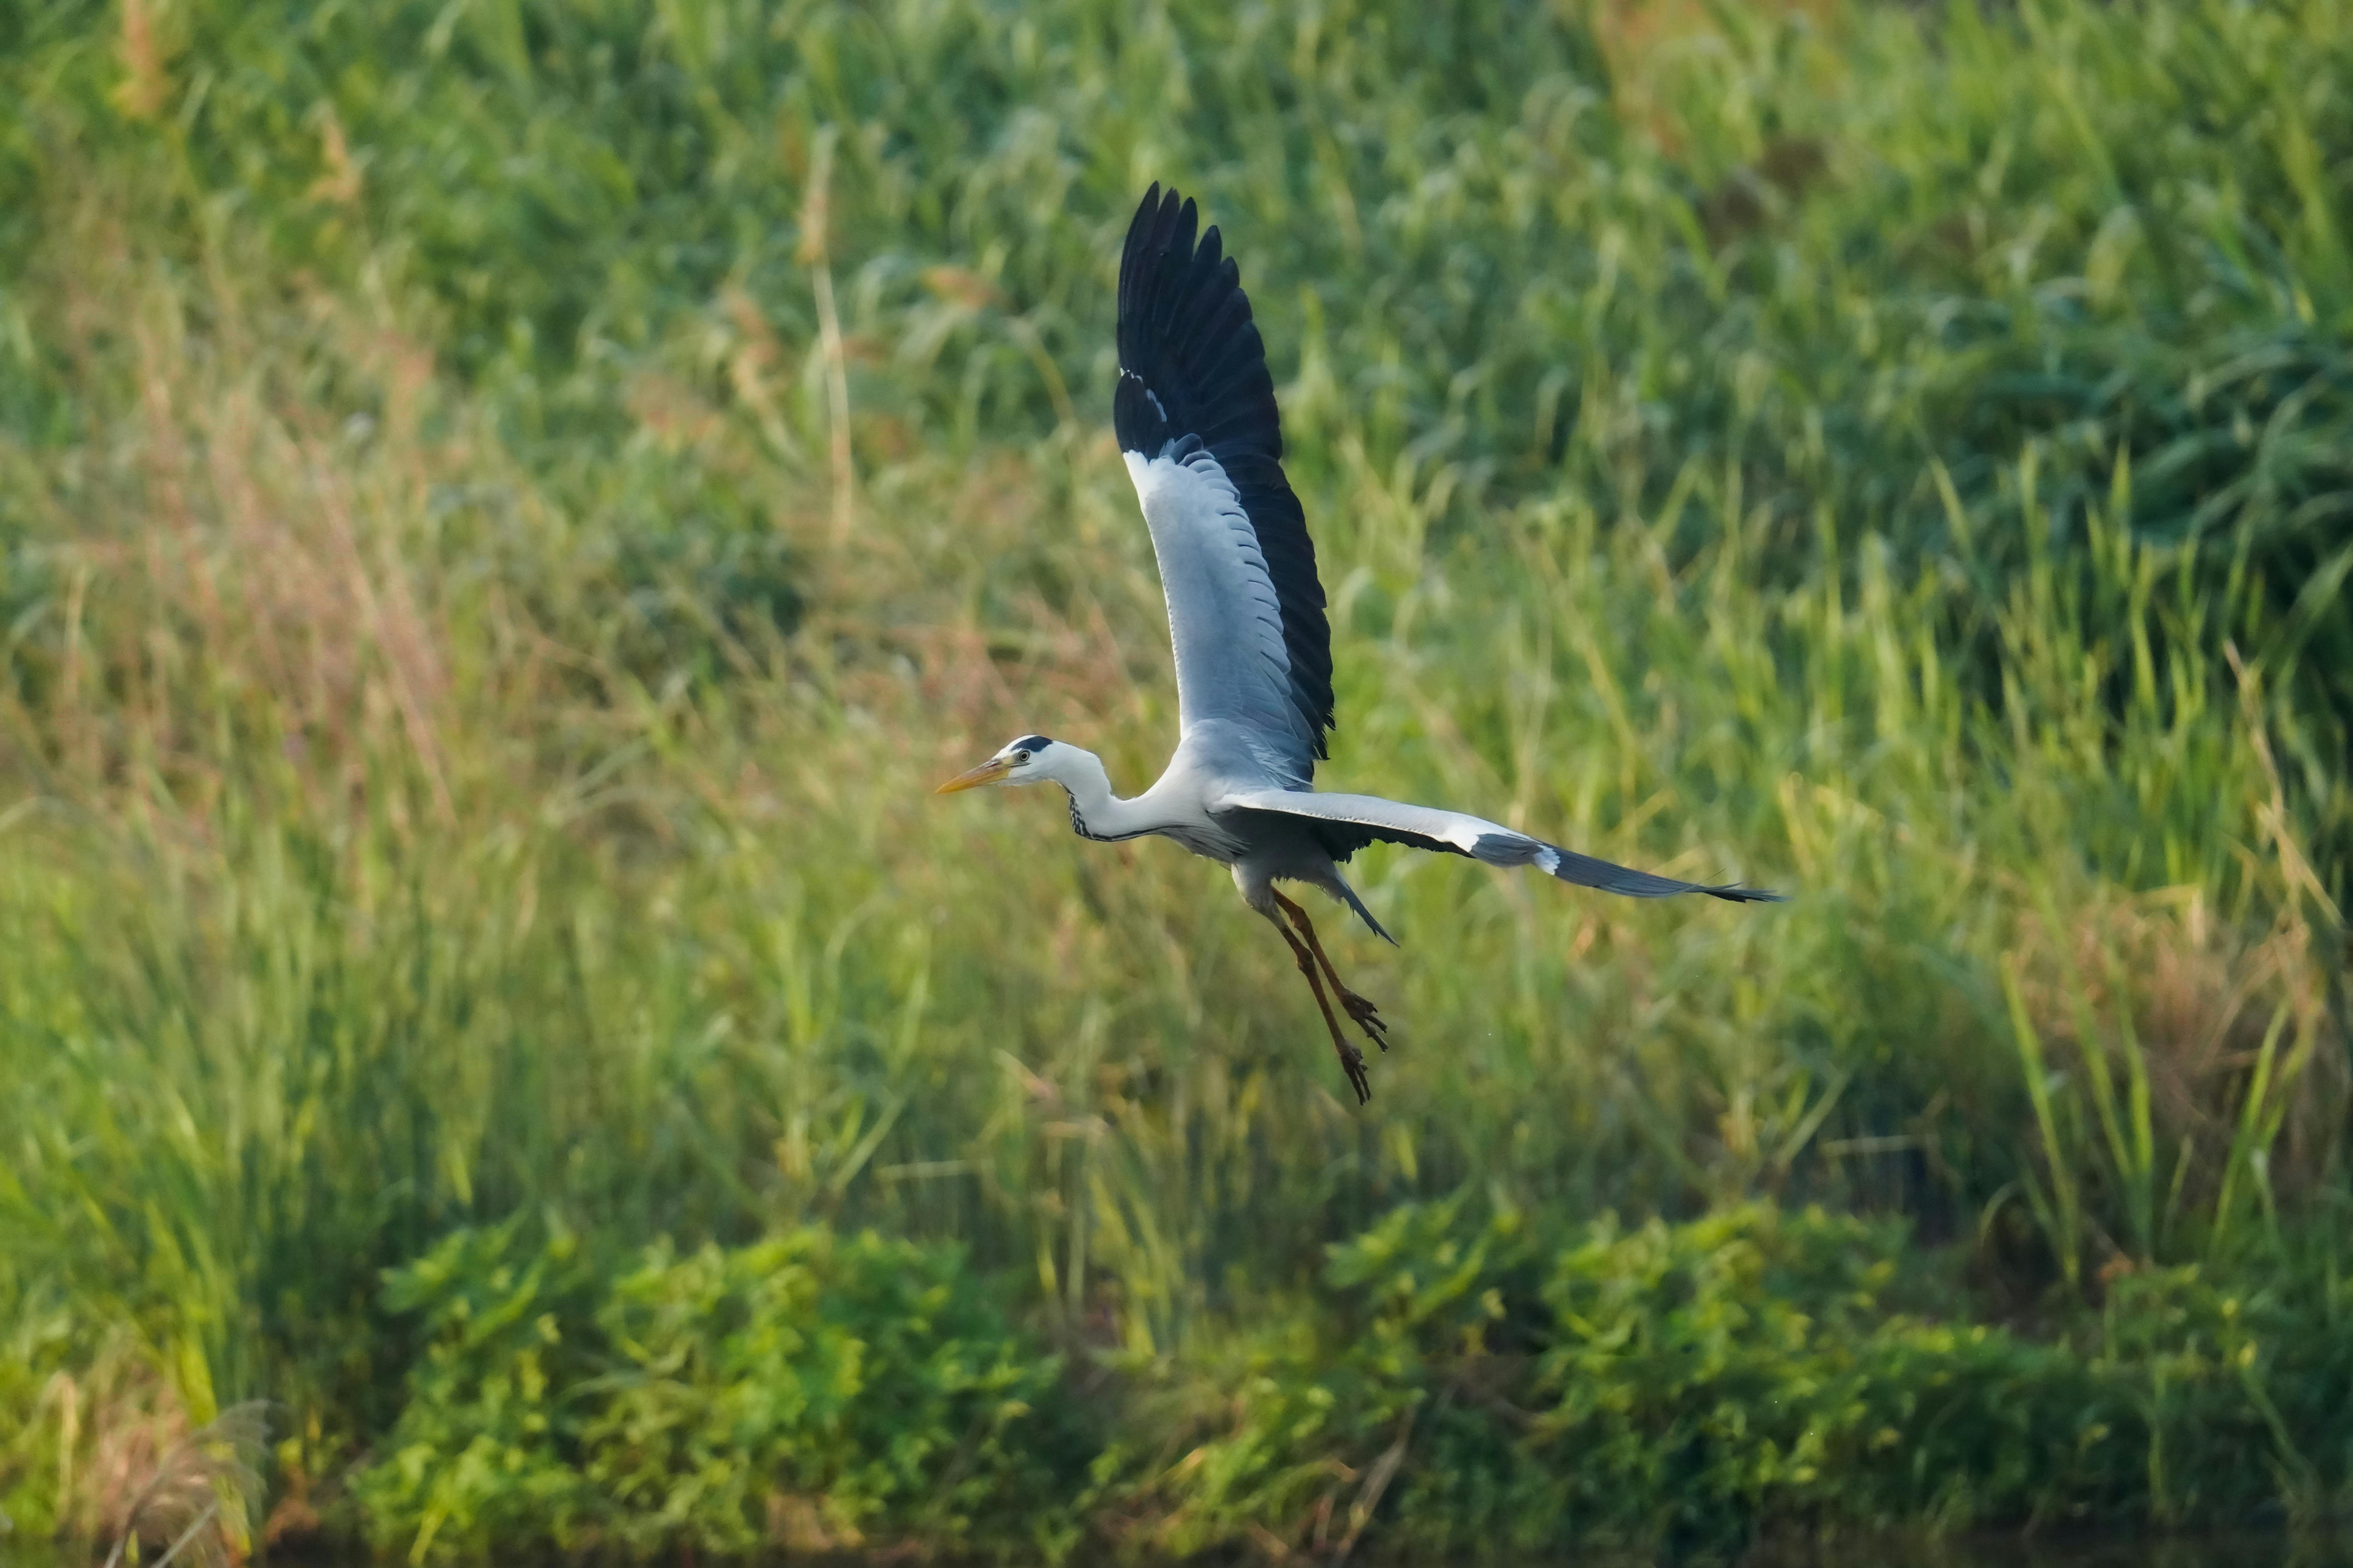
2, 0, 2351, 1560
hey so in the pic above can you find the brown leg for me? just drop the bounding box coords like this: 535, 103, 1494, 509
1270, 916, 1370, 1104
1273, 891, 1388, 1052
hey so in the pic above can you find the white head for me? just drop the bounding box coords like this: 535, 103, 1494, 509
935, 733, 1078, 794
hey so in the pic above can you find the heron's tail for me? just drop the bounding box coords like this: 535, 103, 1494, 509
1329, 873, 1397, 945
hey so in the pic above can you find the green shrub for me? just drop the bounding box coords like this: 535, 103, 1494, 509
1524, 1206, 2104, 1547
586, 1228, 1089, 1558
1118, 1196, 1533, 1558
1140, 1201, 2353, 1559
354, 1223, 1088, 1563
349, 1225, 605, 1562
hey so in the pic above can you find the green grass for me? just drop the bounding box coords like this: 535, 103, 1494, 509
0, 0, 2349, 1558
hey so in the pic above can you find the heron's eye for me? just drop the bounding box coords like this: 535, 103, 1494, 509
1013, 750, 1031, 763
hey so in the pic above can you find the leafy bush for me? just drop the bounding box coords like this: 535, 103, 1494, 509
349, 1225, 605, 1561
1117, 1196, 1536, 1559
354, 1223, 1088, 1563
1524, 1206, 2105, 1547
1138, 1201, 2353, 1559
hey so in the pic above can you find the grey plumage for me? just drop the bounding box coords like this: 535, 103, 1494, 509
938, 184, 1784, 1104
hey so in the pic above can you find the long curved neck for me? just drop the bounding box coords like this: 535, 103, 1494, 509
1043, 747, 1160, 842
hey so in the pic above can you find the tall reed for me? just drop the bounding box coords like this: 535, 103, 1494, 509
0, 0, 2345, 1538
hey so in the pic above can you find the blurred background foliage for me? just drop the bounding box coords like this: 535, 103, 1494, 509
1, 0, 2350, 1559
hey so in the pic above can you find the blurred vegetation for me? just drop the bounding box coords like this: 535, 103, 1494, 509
0, 0, 2348, 1559
1117, 1201, 2353, 1559
348, 1223, 1088, 1560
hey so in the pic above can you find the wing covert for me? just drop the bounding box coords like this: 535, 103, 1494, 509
1116, 184, 1333, 781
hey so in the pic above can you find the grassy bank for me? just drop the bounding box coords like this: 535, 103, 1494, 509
1, 0, 2349, 1558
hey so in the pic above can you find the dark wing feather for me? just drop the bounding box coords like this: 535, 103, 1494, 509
1115, 184, 1335, 761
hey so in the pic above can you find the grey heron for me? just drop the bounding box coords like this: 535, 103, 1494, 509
940, 184, 1783, 1104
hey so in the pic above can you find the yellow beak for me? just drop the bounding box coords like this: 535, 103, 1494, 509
935, 757, 1014, 794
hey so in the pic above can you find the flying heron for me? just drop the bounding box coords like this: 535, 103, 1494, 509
940, 184, 1783, 1104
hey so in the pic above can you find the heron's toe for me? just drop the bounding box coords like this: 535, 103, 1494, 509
1340, 992, 1389, 1049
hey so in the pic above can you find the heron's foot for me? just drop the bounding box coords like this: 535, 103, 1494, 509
1275, 917, 1374, 1106
1335, 1038, 1371, 1105
1336, 988, 1388, 1051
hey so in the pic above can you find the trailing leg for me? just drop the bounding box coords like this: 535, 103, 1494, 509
1273, 890, 1388, 1052
1263, 908, 1370, 1104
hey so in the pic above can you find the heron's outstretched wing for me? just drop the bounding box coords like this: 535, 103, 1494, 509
1214, 788, 1786, 903
1116, 184, 1332, 785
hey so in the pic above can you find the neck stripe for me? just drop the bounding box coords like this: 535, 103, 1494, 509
1064, 785, 1150, 843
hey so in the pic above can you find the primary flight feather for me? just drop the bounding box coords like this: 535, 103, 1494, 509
939, 184, 1783, 1103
